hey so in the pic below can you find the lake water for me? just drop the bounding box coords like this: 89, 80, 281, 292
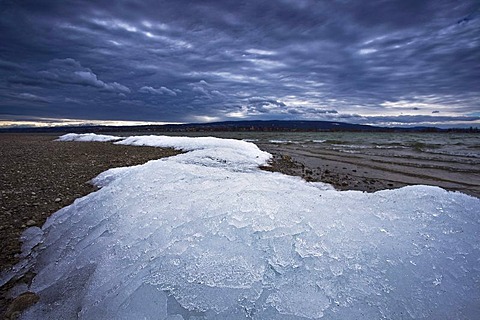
134, 131, 479, 160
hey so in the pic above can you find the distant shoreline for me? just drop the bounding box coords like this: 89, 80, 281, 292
1, 119, 479, 134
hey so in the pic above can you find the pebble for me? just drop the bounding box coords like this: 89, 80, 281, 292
54, 198, 61, 203
26, 220, 36, 227
4, 292, 39, 319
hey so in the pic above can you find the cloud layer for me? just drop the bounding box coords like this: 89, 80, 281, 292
0, 0, 479, 127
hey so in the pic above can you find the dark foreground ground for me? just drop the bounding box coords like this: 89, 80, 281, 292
1, 133, 478, 318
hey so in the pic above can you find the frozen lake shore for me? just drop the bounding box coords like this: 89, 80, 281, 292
2, 133, 479, 319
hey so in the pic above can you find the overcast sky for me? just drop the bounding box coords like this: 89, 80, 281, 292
0, 0, 479, 127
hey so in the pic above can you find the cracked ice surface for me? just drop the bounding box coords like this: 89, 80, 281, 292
15, 134, 480, 319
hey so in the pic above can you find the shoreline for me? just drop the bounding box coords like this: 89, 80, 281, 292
1, 133, 478, 317
260, 152, 408, 193
257, 142, 480, 198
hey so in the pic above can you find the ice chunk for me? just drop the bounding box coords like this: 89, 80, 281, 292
20, 227, 43, 258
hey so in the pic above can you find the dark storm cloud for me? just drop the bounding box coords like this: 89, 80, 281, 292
38, 58, 131, 93
0, 59, 23, 71
361, 115, 480, 126
0, 0, 479, 126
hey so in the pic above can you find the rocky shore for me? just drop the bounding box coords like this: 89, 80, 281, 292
260, 152, 405, 192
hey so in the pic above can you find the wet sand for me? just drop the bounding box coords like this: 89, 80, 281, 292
257, 141, 480, 198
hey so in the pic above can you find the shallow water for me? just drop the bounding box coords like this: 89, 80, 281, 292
207, 132, 479, 159
116, 131, 480, 159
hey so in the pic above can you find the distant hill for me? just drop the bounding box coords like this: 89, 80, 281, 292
1, 120, 474, 133
173, 120, 379, 131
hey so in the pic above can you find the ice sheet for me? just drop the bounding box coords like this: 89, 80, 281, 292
6, 133, 480, 319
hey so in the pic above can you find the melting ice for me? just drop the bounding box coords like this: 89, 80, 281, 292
8, 134, 480, 319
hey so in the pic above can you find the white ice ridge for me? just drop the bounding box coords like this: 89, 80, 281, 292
57, 133, 124, 142
12, 133, 480, 319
